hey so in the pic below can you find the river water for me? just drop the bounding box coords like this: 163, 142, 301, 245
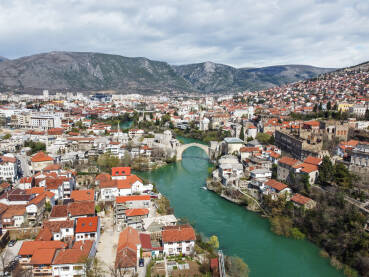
138, 137, 344, 277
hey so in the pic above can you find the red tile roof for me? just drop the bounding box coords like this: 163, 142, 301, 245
139, 233, 152, 250
291, 193, 313, 205
125, 209, 149, 217
0, 156, 16, 164
68, 201, 95, 217
162, 225, 196, 243
50, 205, 68, 218
70, 189, 95, 202
111, 167, 131, 176
300, 163, 319, 173
303, 156, 322, 166
265, 179, 288, 192
42, 164, 61, 171
20, 177, 33, 184
75, 216, 99, 233
116, 227, 140, 269
31, 152, 54, 163
30, 248, 56, 265
27, 193, 46, 205
278, 156, 299, 167
19, 241, 66, 256
35, 228, 53, 241
52, 240, 93, 265
43, 220, 74, 233
100, 175, 142, 189
25, 187, 46, 195
96, 173, 111, 182
116, 195, 150, 204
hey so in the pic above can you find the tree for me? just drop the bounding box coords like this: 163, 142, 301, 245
255, 132, 272, 145
271, 164, 278, 179
97, 153, 120, 172
327, 101, 332, 110
225, 256, 249, 277
2, 133, 11, 140
121, 152, 132, 167
318, 156, 334, 186
24, 140, 46, 155
83, 257, 104, 277
240, 126, 245, 141
302, 174, 310, 192
209, 235, 219, 250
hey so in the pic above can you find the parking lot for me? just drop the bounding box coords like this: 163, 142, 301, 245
0, 240, 23, 274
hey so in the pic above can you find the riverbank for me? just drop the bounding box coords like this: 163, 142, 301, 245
207, 173, 362, 277
138, 145, 344, 277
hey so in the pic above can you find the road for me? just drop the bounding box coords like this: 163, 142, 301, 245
16, 154, 31, 177
96, 215, 119, 276
0, 241, 22, 274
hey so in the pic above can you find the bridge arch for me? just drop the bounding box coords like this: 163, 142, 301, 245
176, 143, 210, 160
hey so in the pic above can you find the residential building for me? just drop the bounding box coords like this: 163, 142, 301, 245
291, 193, 316, 209
162, 225, 196, 256
75, 216, 101, 242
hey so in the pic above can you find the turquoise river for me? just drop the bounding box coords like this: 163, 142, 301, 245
138, 137, 344, 277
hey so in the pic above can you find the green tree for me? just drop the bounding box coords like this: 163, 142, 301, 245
327, 101, 332, 110
240, 126, 245, 141
209, 235, 219, 249
2, 133, 11, 140
97, 153, 120, 172
318, 156, 334, 186
225, 256, 249, 277
302, 174, 310, 192
255, 132, 272, 144
24, 140, 46, 155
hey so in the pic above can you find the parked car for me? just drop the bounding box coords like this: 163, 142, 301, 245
139, 258, 144, 267
8, 240, 16, 247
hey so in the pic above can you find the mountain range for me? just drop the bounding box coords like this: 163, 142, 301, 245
0, 51, 335, 94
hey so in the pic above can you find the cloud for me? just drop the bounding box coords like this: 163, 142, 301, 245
0, 0, 368, 68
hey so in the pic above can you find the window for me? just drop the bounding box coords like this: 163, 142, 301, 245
65, 229, 69, 232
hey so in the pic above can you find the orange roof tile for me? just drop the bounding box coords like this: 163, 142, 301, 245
162, 225, 196, 243
278, 156, 299, 167
31, 152, 54, 163
116, 195, 150, 204
291, 193, 313, 205
75, 216, 99, 233
265, 179, 288, 192
70, 189, 95, 202
35, 228, 53, 241
303, 156, 322, 166
19, 241, 66, 256
52, 240, 93, 265
125, 209, 149, 217
30, 248, 56, 265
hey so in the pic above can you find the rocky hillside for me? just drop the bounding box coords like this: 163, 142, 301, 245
173, 62, 334, 92
0, 51, 335, 94
0, 52, 192, 94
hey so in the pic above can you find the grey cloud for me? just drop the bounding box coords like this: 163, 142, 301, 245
0, 0, 368, 68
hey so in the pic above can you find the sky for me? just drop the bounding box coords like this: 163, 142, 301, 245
0, 0, 368, 68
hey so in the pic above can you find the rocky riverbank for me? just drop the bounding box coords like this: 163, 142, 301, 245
206, 179, 262, 213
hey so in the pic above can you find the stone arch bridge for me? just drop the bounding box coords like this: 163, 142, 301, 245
176, 143, 210, 161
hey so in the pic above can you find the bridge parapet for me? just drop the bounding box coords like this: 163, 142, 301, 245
176, 143, 210, 160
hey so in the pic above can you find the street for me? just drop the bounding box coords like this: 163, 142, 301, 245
0, 240, 22, 274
